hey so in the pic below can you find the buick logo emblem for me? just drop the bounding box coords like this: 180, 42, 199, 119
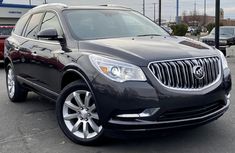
193, 65, 205, 79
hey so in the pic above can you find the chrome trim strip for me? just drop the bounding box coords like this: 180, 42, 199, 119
116, 108, 160, 118
148, 56, 222, 91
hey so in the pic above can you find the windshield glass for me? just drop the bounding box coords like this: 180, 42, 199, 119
63, 9, 169, 40
210, 27, 235, 36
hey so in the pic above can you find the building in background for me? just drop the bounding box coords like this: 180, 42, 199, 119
0, 1, 34, 25
181, 8, 235, 27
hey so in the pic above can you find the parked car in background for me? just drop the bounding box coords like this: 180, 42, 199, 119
188, 26, 201, 36
201, 26, 235, 55
4, 4, 231, 145
0, 26, 14, 61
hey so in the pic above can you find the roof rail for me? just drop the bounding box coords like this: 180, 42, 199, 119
100, 4, 131, 9
32, 3, 67, 10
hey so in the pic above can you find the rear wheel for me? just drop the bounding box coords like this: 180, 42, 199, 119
56, 81, 104, 145
6, 64, 28, 102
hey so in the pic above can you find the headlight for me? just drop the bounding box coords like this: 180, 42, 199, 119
89, 55, 147, 82
218, 50, 228, 69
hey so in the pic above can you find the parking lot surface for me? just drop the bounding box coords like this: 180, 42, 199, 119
0, 58, 234, 153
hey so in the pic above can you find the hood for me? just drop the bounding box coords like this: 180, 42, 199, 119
79, 36, 218, 66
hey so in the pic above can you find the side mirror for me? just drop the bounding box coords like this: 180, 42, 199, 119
37, 28, 59, 40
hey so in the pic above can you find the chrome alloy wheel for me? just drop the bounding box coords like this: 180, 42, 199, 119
62, 90, 102, 140
7, 68, 15, 98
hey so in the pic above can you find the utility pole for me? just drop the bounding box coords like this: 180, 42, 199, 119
204, 0, 207, 25
143, 0, 145, 16
176, 0, 179, 24
215, 0, 220, 51
153, 3, 157, 22
194, 1, 196, 15
159, 0, 161, 26
29, 0, 32, 5
44, 0, 47, 4
193, 1, 197, 27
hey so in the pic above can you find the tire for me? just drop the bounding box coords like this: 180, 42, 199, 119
56, 81, 104, 145
6, 64, 28, 102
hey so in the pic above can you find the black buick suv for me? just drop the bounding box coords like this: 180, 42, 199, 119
4, 4, 232, 145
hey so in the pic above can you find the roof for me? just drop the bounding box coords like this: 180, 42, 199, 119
30, 3, 131, 13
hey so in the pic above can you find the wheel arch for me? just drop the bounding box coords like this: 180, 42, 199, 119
61, 68, 93, 92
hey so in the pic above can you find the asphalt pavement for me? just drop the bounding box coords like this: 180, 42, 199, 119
0, 58, 234, 153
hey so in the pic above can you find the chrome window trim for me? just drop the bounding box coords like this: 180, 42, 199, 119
147, 56, 222, 92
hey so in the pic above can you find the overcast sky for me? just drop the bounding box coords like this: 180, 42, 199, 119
3, 0, 235, 21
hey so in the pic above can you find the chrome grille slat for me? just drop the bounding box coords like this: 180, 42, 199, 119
149, 57, 221, 89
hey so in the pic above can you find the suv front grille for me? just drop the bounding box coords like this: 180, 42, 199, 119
149, 57, 221, 89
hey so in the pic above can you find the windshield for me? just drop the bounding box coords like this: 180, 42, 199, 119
63, 9, 169, 40
210, 27, 235, 36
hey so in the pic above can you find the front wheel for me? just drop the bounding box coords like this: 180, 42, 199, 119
56, 81, 104, 145
6, 64, 28, 102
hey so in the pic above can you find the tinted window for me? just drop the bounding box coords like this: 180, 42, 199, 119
0, 26, 14, 36
14, 14, 30, 36
64, 10, 168, 40
41, 12, 63, 36
24, 13, 43, 39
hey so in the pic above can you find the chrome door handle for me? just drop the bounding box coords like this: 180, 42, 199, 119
15, 47, 20, 51
32, 52, 38, 56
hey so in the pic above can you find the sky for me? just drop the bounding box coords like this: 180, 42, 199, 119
3, 0, 235, 21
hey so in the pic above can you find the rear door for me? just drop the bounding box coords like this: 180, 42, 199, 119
18, 13, 44, 82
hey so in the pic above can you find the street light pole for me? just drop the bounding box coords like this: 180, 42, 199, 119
215, 0, 220, 50
159, 0, 161, 26
143, 0, 145, 16
204, 0, 207, 25
153, 3, 157, 22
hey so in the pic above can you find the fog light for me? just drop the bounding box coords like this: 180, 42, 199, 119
116, 108, 160, 118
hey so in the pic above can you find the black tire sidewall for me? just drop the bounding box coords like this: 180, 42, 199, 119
56, 81, 104, 145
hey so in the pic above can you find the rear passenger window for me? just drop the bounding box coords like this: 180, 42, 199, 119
40, 12, 63, 36
14, 14, 30, 36
24, 13, 43, 39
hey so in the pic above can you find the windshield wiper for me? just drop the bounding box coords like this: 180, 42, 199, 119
137, 34, 161, 37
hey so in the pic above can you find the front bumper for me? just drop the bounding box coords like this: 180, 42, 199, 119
107, 96, 230, 131
89, 65, 232, 132
73, 52, 231, 132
